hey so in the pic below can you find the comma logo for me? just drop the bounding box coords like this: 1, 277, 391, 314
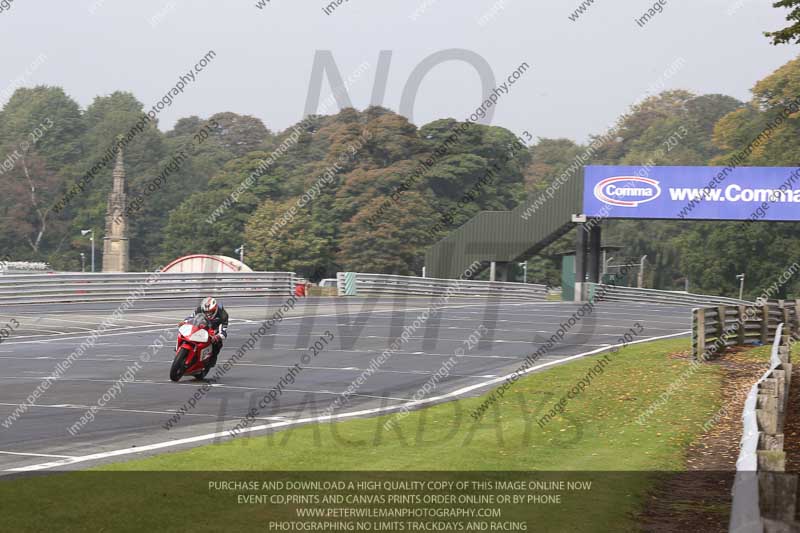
594, 176, 661, 207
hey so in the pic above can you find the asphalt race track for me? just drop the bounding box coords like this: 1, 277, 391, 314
0, 296, 692, 473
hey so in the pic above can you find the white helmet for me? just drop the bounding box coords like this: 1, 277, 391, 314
201, 297, 219, 319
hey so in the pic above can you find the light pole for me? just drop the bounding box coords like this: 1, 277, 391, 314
519, 261, 527, 284
80, 252, 86, 273
234, 244, 245, 264
736, 273, 745, 300
637, 255, 647, 288
603, 256, 614, 276
81, 229, 95, 273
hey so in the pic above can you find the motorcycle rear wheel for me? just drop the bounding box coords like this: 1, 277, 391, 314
170, 347, 190, 382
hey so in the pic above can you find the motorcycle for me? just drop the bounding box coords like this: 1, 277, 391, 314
170, 314, 216, 381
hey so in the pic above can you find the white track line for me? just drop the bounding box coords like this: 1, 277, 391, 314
0, 402, 285, 421
0, 376, 411, 403
4, 324, 175, 344
5, 331, 689, 472
0, 451, 76, 459
0, 356, 499, 378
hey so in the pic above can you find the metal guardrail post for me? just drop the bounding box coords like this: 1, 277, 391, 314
693, 308, 705, 360
738, 305, 747, 347
780, 300, 790, 338
717, 305, 727, 349
695, 308, 706, 359
795, 299, 800, 334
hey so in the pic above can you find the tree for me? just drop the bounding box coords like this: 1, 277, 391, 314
0, 86, 85, 261
3, 151, 61, 254
765, 0, 800, 44
208, 112, 272, 157
674, 55, 800, 297
244, 198, 332, 278
69, 92, 167, 270
523, 138, 585, 194
337, 192, 438, 275
158, 191, 245, 265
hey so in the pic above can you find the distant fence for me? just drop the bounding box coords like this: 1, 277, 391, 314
0, 261, 51, 274
729, 323, 797, 532
0, 272, 296, 304
336, 272, 547, 300
693, 300, 799, 360
589, 283, 753, 308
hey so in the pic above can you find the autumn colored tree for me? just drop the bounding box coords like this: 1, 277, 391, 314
336, 192, 438, 275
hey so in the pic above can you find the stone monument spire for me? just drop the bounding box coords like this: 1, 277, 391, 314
102, 142, 130, 272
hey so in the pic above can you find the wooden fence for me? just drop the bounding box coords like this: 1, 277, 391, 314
693, 300, 800, 360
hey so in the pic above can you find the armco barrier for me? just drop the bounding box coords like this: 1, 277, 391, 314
589, 283, 753, 307
729, 323, 797, 532
0, 271, 296, 304
336, 272, 547, 300
693, 300, 799, 361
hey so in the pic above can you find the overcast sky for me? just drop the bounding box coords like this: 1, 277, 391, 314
1, 0, 796, 143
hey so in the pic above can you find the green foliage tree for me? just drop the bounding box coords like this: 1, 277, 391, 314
672, 56, 800, 297
158, 191, 245, 266
0, 86, 85, 262
208, 112, 272, 157
4, 54, 800, 295
244, 198, 332, 278
337, 192, 438, 275
766, 0, 800, 44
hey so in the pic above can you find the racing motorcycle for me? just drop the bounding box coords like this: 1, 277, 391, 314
170, 314, 216, 381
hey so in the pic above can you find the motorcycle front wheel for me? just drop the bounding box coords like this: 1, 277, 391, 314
194, 365, 210, 380
170, 347, 190, 382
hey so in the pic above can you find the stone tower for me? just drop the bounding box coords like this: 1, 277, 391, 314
102, 144, 130, 272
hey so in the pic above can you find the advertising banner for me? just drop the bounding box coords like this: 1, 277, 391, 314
583, 165, 800, 221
